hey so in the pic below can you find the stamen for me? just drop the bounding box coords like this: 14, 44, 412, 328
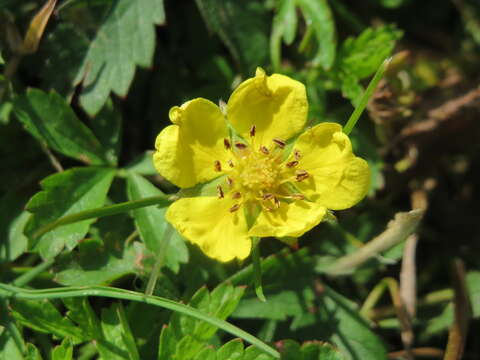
224, 138, 231, 150
295, 170, 309, 182
260, 146, 269, 155
262, 193, 274, 200
228, 159, 235, 168
286, 160, 299, 168
229, 204, 241, 213
226, 177, 233, 186
273, 138, 286, 149
214, 160, 222, 172
249, 125, 256, 137
232, 192, 242, 199
235, 142, 248, 150
274, 197, 280, 208
216, 185, 224, 199
294, 149, 301, 160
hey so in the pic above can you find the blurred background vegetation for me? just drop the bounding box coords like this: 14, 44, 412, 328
1, 0, 480, 359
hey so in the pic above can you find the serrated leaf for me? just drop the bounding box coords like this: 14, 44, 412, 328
231, 250, 387, 360
91, 99, 122, 166
127, 172, 188, 273
278, 340, 346, 360
51, 337, 73, 360
297, 0, 336, 69
75, 0, 165, 115
217, 338, 244, 359
54, 239, 146, 286
338, 25, 402, 79
25, 167, 115, 259
195, 0, 269, 74
11, 299, 85, 343
41, 23, 89, 98
25, 343, 43, 360
14, 89, 107, 165
159, 284, 245, 360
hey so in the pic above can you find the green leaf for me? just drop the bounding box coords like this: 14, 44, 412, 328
62, 297, 103, 340
338, 25, 402, 79
75, 0, 165, 116
0, 331, 24, 360
40, 23, 89, 98
91, 99, 122, 167
158, 284, 246, 360
25, 167, 115, 259
217, 338, 244, 359
127, 173, 188, 273
115, 303, 140, 360
124, 151, 156, 176
195, 0, 269, 74
278, 340, 346, 360
270, 0, 298, 70
231, 250, 387, 360
11, 299, 85, 343
97, 303, 140, 360
297, 0, 336, 70
14, 89, 107, 165
25, 343, 43, 360
0, 192, 29, 263
54, 238, 146, 286
52, 338, 73, 360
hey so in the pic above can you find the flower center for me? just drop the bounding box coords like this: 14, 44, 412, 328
214, 126, 309, 213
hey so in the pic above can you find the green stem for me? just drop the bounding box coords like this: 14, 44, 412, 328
12, 258, 55, 287
343, 57, 391, 135
145, 224, 174, 296
0, 283, 280, 358
32, 195, 175, 241
251, 237, 266, 302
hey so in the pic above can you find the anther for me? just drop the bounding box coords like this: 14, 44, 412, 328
262, 193, 274, 200
249, 125, 256, 137
286, 160, 299, 168
260, 146, 269, 155
273, 138, 286, 149
232, 192, 242, 199
229, 204, 241, 213
226, 177, 234, 186
216, 185, 224, 199
294, 149, 301, 160
295, 170, 309, 182
235, 142, 248, 150
227, 159, 235, 168
274, 197, 280, 208
214, 160, 222, 172
224, 138, 231, 150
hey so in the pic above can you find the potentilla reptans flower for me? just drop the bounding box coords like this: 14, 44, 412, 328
153, 68, 370, 262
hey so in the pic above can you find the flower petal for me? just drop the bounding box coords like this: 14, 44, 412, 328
291, 122, 370, 210
227, 68, 307, 146
153, 98, 229, 188
248, 200, 326, 238
166, 197, 251, 262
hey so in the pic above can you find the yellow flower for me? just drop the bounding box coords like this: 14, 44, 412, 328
153, 68, 370, 262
